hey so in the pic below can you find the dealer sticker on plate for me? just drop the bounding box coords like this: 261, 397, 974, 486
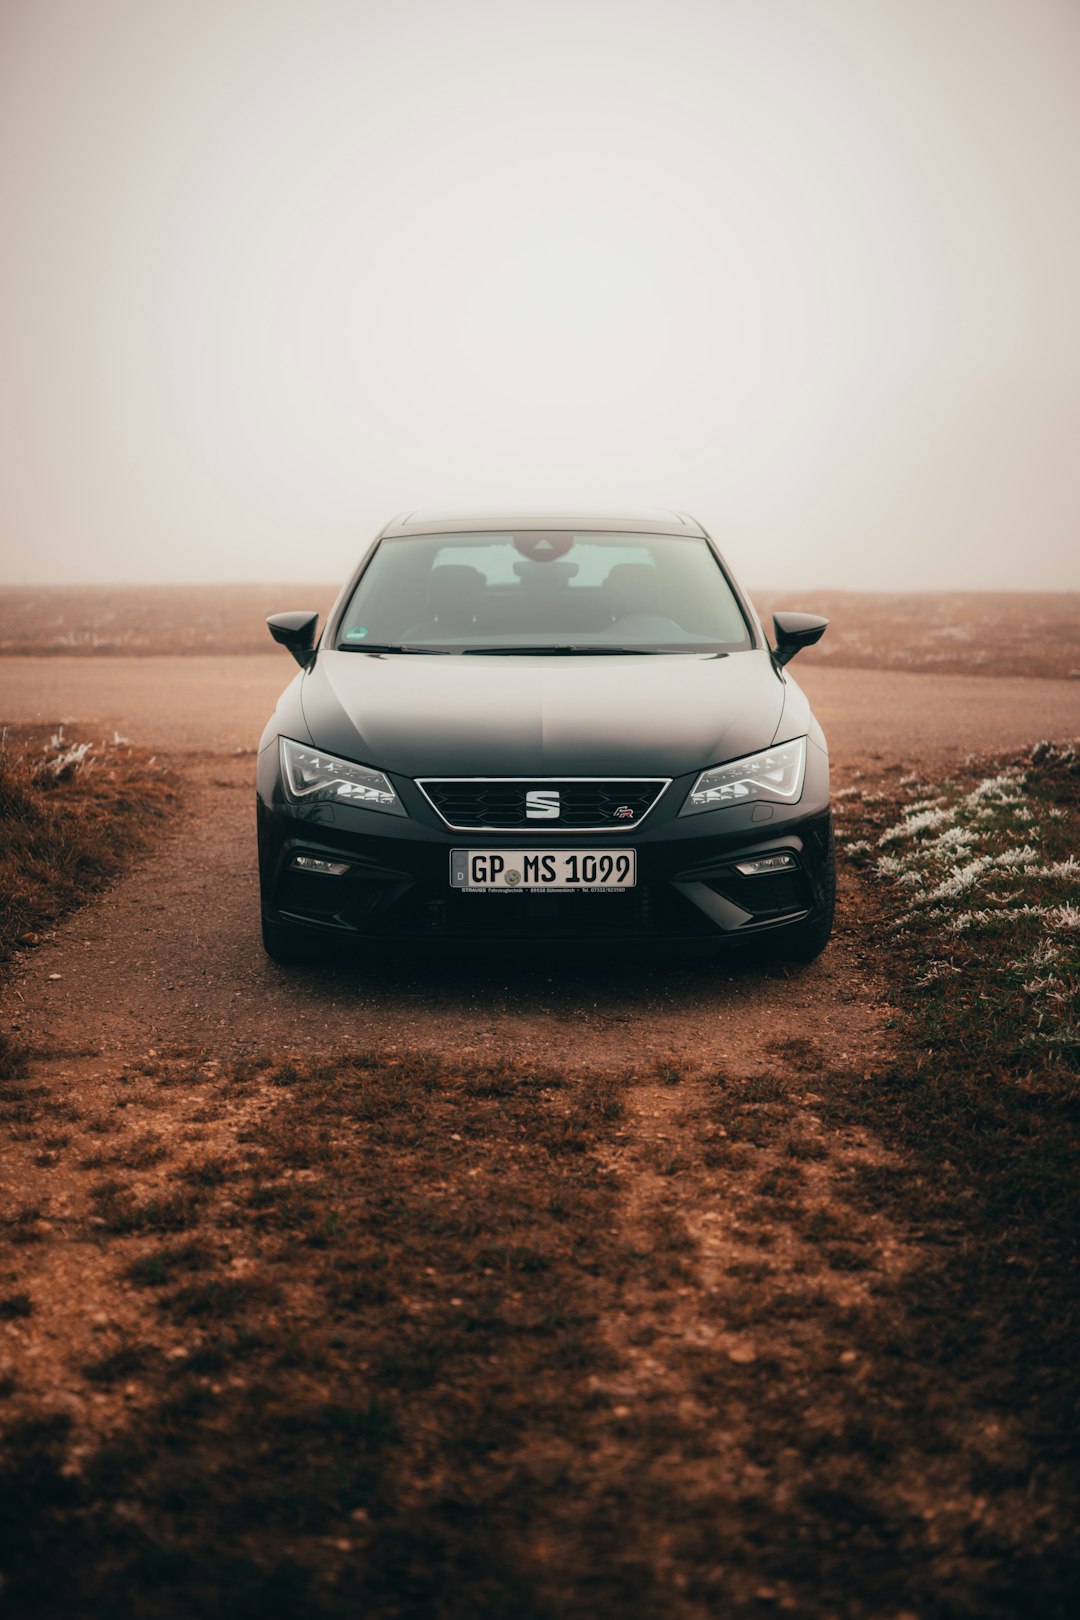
450, 849, 636, 891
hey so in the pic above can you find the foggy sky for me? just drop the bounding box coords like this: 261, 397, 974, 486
2, 0, 1079, 591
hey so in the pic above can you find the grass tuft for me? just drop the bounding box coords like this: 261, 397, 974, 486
0, 726, 176, 964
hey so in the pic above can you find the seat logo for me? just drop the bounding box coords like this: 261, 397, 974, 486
526, 789, 561, 820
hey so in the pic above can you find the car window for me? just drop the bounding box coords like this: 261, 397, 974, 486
336, 532, 752, 652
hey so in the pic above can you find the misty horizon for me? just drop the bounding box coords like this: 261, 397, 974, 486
3, 0, 1079, 593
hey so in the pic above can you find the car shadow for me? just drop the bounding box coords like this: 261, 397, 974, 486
268, 935, 801, 1015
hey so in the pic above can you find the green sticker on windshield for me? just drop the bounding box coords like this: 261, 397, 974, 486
345, 627, 369, 640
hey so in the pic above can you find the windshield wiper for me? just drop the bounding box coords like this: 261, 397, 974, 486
460, 644, 660, 656
337, 643, 448, 655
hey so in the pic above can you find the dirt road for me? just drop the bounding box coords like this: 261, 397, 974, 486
4, 751, 889, 1070
2, 653, 1074, 1066
2, 652, 1077, 757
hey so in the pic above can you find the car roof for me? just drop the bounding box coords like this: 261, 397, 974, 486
381, 508, 706, 538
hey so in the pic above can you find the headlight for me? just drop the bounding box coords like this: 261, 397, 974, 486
279, 738, 407, 817
680, 737, 806, 815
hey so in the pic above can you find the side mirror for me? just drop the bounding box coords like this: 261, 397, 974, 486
267, 611, 319, 668
772, 611, 828, 668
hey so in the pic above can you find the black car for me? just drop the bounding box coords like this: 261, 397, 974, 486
257, 510, 833, 963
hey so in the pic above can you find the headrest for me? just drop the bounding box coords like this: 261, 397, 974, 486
428, 565, 484, 626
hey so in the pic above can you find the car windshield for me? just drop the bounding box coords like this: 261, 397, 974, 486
335, 532, 753, 653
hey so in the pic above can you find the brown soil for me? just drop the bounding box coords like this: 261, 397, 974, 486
1, 657, 1077, 1614
1, 962, 1070, 1615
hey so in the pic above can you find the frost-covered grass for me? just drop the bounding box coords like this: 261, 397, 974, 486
830, 748, 1080, 1576
842, 749, 1079, 1069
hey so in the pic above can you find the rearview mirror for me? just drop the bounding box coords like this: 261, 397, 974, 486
772, 611, 828, 667
267, 611, 319, 668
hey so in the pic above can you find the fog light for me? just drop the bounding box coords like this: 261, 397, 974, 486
735, 853, 798, 877
292, 854, 350, 876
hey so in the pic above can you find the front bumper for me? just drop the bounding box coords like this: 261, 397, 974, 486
256, 738, 832, 948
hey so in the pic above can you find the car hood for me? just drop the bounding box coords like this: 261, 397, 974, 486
299, 650, 786, 779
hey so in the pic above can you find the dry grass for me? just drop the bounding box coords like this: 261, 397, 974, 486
0, 726, 176, 965
1, 1019, 1078, 1616
2, 584, 1078, 677
0, 1052, 635, 1618
823, 748, 1080, 1600
756, 589, 1080, 679
0, 584, 335, 657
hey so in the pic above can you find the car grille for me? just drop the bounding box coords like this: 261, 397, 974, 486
416, 778, 668, 831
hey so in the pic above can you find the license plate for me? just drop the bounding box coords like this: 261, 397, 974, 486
450, 849, 636, 891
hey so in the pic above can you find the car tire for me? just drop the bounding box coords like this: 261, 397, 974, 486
774, 818, 836, 964
261, 916, 322, 966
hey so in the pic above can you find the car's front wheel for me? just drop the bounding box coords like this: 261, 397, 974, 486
773, 820, 836, 964
261, 916, 323, 966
